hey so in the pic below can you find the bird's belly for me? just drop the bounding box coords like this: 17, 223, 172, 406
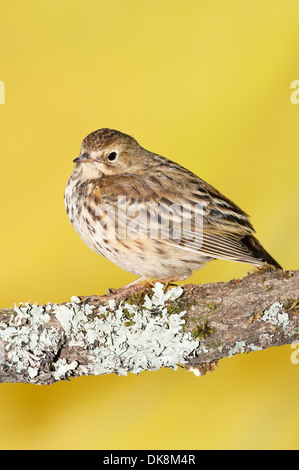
65, 195, 211, 279
104, 236, 210, 279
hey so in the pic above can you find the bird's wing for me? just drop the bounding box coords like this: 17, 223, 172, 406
90, 173, 266, 265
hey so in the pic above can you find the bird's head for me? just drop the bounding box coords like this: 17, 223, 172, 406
73, 128, 150, 176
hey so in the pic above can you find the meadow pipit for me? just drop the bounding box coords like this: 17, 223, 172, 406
65, 129, 281, 286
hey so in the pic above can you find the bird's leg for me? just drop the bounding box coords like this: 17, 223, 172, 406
156, 276, 185, 285
108, 275, 185, 295
78, 278, 148, 304
79, 276, 185, 305
106, 276, 147, 294
117, 275, 186, 291
115, 276, 149, 290
104, 275, 185, 301
78, 281, 147, 304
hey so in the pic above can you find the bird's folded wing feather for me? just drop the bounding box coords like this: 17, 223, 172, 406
91, 173, 261, 264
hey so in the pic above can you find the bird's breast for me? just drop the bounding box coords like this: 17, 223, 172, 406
64, 174, 106, 255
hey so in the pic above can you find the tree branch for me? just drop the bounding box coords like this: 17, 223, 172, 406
0, 268, 298, 384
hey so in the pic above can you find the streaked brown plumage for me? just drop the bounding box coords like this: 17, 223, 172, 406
64, 128, 281, 282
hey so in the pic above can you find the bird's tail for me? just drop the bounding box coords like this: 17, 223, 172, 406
242, 234, 282, 270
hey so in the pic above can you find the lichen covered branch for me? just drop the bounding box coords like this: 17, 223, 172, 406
0, 269, 298, 384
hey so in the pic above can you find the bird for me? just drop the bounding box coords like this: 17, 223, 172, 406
64, 128, 281, 289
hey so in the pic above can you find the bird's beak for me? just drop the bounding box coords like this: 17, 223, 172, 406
73, 152, 90, 164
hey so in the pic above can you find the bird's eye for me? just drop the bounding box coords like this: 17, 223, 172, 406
107, 151, 118, 162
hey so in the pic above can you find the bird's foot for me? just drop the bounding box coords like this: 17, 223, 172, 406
107, 276, 184, 297
155, 276, 184, 286
105, 277, 152, 299
79, 276, 184, 305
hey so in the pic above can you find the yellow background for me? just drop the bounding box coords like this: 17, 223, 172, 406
0, 0, 298, 450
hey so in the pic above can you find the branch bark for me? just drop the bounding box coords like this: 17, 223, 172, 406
0, 268, 298, 384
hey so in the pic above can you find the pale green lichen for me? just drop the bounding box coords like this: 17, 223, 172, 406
227, 340, 262, 358
0, 283, 200, 381
228, 341, 246, 358
261, 301, 289, 332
